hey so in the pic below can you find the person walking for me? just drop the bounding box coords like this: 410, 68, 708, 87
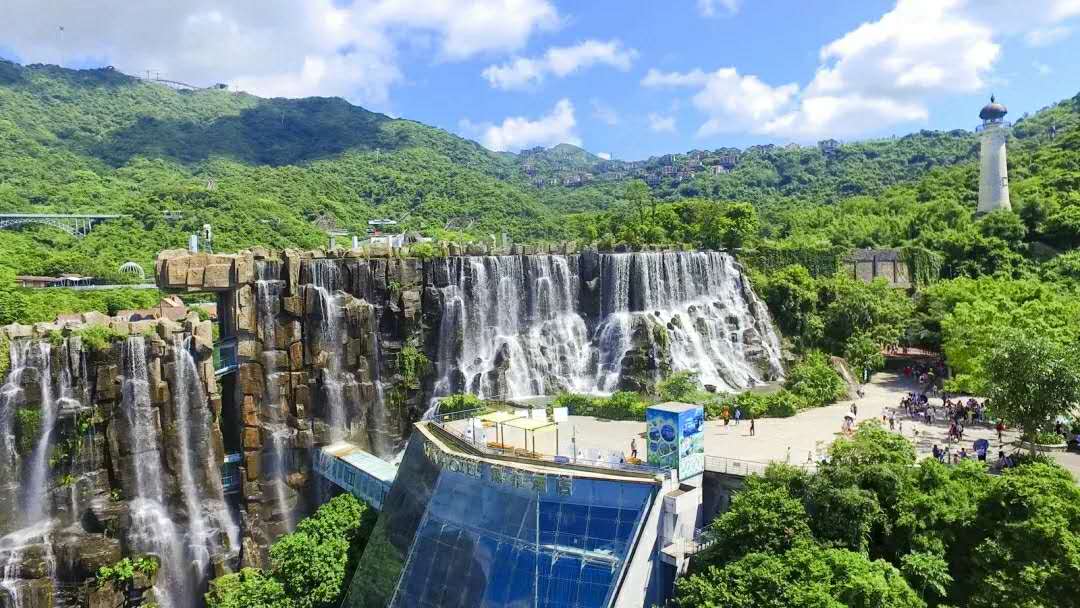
996, 420, 1005, 443
734, 407, 742, 426
722, 407, 730, 426
749, 417, 756, 437
630, 438, 638, 460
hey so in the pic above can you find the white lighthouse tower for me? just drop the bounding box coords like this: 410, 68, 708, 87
977, 95, 1011, 214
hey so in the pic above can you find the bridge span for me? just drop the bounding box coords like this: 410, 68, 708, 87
314, 442, 398, 510
0, 213, 125, 237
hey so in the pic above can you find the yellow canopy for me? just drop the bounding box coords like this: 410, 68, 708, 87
504, 418, 556, 432
478, 411, 522, 424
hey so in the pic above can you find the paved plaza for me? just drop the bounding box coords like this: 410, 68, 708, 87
480, 373, 1080, 479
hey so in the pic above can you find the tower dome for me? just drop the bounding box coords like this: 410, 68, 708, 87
979, 95, 1007, 121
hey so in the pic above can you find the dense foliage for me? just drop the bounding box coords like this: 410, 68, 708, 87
679, 423, 1080, 607
984, 332, 1080, 450
206, 494, 376, 608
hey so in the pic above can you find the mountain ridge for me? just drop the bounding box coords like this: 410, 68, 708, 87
0, 59, 1075, 283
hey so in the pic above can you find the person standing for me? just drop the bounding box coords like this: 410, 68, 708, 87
722, 407, 730, 426
734, 407, 742, 426
630, 438, 638, 460
749, 417, 756, 437
996, 420, 1005, 443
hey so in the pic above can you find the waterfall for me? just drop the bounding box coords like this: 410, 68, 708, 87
268, 426, 295, 531
309, 260, 352, 440
121, 337, 188, 608
172, 337, 239, 575
0, 340, 32, 503
0, 340, 59, 608
22, 342, 57, 528
432, 256, 593, 400
432, 251, 784, 399
256, 261, 295, 530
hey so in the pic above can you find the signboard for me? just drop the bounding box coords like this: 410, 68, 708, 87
646, 402, 705, 480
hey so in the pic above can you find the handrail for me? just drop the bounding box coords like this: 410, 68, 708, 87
430, 413, 666, 476
704, 455, 817, 477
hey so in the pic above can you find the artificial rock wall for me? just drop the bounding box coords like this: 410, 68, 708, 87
0, 315, 229, 608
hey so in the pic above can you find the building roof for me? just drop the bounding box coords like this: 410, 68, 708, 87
649, 401, 702, 413
979, 95, 1007, 121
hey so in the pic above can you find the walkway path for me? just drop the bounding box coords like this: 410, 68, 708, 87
506, 373, 1035, 471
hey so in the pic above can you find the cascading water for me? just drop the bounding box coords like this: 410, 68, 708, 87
432, 251, 783, 400
256, 261, 296, 530
22, 342, 56, 528
432, 255, 593, 400
0, 340, 59, 608
172, 337, 240, 578
121, 337, 188, 608
309, 261, 352, 439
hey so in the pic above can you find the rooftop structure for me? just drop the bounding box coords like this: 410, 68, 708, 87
343, 421, 698, 608
979, 95, 1008, 122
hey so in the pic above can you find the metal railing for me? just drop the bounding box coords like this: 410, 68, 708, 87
430, 409, 665, 476
704, 455, 817, 477
213, 338, 238, 376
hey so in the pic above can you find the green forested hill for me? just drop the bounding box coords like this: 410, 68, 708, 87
0, 59, 1074, 289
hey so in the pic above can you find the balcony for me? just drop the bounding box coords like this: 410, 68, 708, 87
221, 452, 242, 494
213, 337, 238, 376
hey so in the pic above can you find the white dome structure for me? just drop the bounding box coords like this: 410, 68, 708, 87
119, 261, 145, 279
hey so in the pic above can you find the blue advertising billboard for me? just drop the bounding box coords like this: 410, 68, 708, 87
646, 402, 704, 480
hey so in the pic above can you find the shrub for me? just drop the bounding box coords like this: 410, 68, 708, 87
553, 392, 599, 415
784, 351, 847, 408
765, 394, 799, 418
15, 408, 42, 455
396, 346, 429, 389
553, 391, 646, 421
96, 556, 159, 590
407, 242, 442, 260
436, 393, 484, 416
658, 371, 700, 402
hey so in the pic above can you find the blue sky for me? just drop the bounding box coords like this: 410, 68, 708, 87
2, 0, 1079, 160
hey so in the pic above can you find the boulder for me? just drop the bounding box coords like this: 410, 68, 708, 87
203, 262, 234, 289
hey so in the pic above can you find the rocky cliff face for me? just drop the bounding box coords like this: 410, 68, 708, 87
0, 316, 232, 608
0, 245, 783, 607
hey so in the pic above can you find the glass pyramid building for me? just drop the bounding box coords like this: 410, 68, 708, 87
343, 422, 668, 608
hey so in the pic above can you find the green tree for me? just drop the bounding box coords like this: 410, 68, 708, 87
269, 494, 376, 608
677, 543, 924, 608
206, 568, 290, 608
962, 463, 1080, 608
899, 551, 952, 602
844, 332, 885, 382
984, 331, 1080, 453
694, 479, 813, 570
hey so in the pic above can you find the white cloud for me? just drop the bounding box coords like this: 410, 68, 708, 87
647, 112, 677, 133
462, 98, 580, 151
1025, 25, 1072, 46
642, 0, 1080, 140
0, 0, 559, 109
697, 0, 740, 17
644, 67, 797, 134
482, 39, 637, 90
597, 152, 612, 160
591, 99, 620, 126
1034, 61, 1053, 75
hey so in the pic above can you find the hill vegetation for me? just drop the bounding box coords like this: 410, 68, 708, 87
2, 60, 1080, 396
0, 60, 1006, 284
